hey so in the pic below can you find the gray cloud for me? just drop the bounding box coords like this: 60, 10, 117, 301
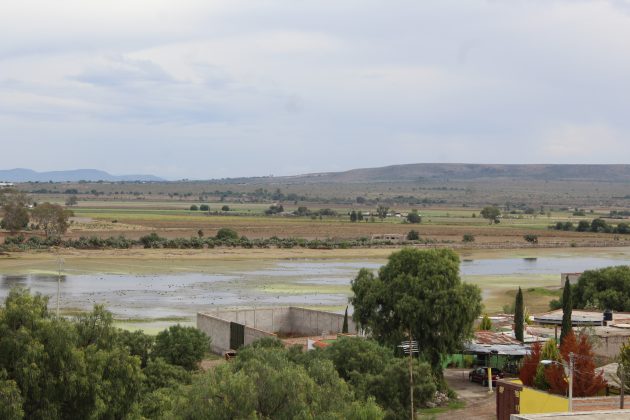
1, 0, 630, 178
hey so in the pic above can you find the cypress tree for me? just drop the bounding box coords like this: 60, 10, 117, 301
560, 278, 572, 344
515, 287, 524, 342
342, 306, 349, 333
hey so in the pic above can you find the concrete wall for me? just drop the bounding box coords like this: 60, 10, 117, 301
197, 307, 356, 354
561, 273, 581, 287
197, 312, 234, 354
289, 307, 356, 336
594, 334, 628, 360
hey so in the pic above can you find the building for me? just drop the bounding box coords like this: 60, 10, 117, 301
197, 306, 356, 354
561, 272, 582, 287
0, 182, 14, 189
370, 233, 404, 243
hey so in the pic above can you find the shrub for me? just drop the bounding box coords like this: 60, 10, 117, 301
215, 228, 238, 241
221, 205, 230, 211
199, 204, 209, 211
406, 230, 420, 241
189, 205, 198, 211
153, 325, 210, 371
462, 233, 475, 243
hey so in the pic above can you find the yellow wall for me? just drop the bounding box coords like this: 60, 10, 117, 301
510, 380, 569, 414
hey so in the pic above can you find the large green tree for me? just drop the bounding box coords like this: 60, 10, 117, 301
572, 266, 630, 311
514, 287, 524, 342
350, 248, 483, 374
30, 203, 73, 237
153, 324, 210, 371
480, 206, 501, 224
560, 278, 572, 344
0, 190, 30, 233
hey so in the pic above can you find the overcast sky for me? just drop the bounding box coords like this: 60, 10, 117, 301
1, 0, 630, 179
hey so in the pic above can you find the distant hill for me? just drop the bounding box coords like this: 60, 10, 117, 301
244, 163, 630, 184
0, 168, 163, 182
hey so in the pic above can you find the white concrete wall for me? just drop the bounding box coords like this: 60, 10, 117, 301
197, 312, 233, 354
289, 307, 356, 336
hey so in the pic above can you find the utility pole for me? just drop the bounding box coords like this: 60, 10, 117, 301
409, 327, 415, 420
621, 363, 625, 409
568, 352, 574, 412
56, 256, 64, 318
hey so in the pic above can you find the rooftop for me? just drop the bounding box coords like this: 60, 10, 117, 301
533, 309, 630, 326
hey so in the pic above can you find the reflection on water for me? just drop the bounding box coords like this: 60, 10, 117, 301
0, 256, 628, 325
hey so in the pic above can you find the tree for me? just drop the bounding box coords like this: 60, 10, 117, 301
545, 331, 606, 397
519, 341, 542, 386
514, 287, 524, 342
590, 218, 611, 233
572, 266, 630, 311
189, 204, 198, 211
478, 314, 492, 331
65, 195, 78, 206
351, 248, 483, 374
199, 204, 209, 211
153, 324, 210, 370
357, 211, 364, 221
406, 230, 420, 241
0, 376, 24, 420
560, 279, 572, 344
480, 206, 501, 224
576, 220, 590, 232
524, 234, 539, 244
342, 307, 349, 334
221, 205, 230, 211
406, 210, 421, 224
0, 190, 30, 233
462, 233, 475, 243
350, 210, 357, 222
215, 227, 238, 241
376, 205, 389, 221
30, 203, 73, 237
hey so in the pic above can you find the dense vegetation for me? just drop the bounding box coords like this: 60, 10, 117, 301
549, 218, 630, 234
351, 248, 483, 375
1, 232, 437, 252
550, 265, 630, 311
0, 289, 448, 419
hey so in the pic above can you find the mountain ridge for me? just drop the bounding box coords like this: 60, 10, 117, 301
0, 168, 164, 182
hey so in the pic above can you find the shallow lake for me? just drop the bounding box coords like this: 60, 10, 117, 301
1, 254, 628, 330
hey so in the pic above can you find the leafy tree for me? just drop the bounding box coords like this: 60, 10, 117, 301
117, 329, 155, 368
265, 204, 284, 215
321, 337, 435, 417
294, 206, 310, 216
462, 233, 475, 243
350, 210, 358, 222
65, 195, 78, 206
75, 304, 117, 349
215, 227, 238, 241
153, 324, 209, 370
199, 204, 209, 211
480, 206, 501, 224
406, 230, 419, 241
0, 190, 30, 233
142, 357, 191, 392
406, 210, 421, 224
560, 279, 572, 344
221, 205, 230, 211
514, 287, 524, 342
189, 204, 198, 211
572, 266, 630, 311
342, 306, 349, 333
357, 211, 364, 221
534, 339, 560, 390
576, 220, 591, 232
523, 234, 538, 244
0, 376, 24, 420
351, 248, 483, 374
519, 341, 541, 386
590, 218, 611, 233
545, 331, 606, 397
376, 205, 389, 221
30, 203, 73, 237
478, 314, 492, 331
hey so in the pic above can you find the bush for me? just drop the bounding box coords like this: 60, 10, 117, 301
524, 234, 539, 244
189, 205, 198, 211
199, 204, 209, 211
153, 325, 210, 371
406, 230, 420, 241
462, 233, 475, 243
215, 228, 238, 241
221, 205, 230, 211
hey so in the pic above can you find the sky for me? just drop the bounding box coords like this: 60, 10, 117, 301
1, 0, 630, 180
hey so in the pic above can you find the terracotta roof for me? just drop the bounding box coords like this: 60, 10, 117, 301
474, 330, 522, 345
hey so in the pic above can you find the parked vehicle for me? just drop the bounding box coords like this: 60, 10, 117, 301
469, 367, 504, 386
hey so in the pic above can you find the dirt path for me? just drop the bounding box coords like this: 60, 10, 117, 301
438, 369, 496, 419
